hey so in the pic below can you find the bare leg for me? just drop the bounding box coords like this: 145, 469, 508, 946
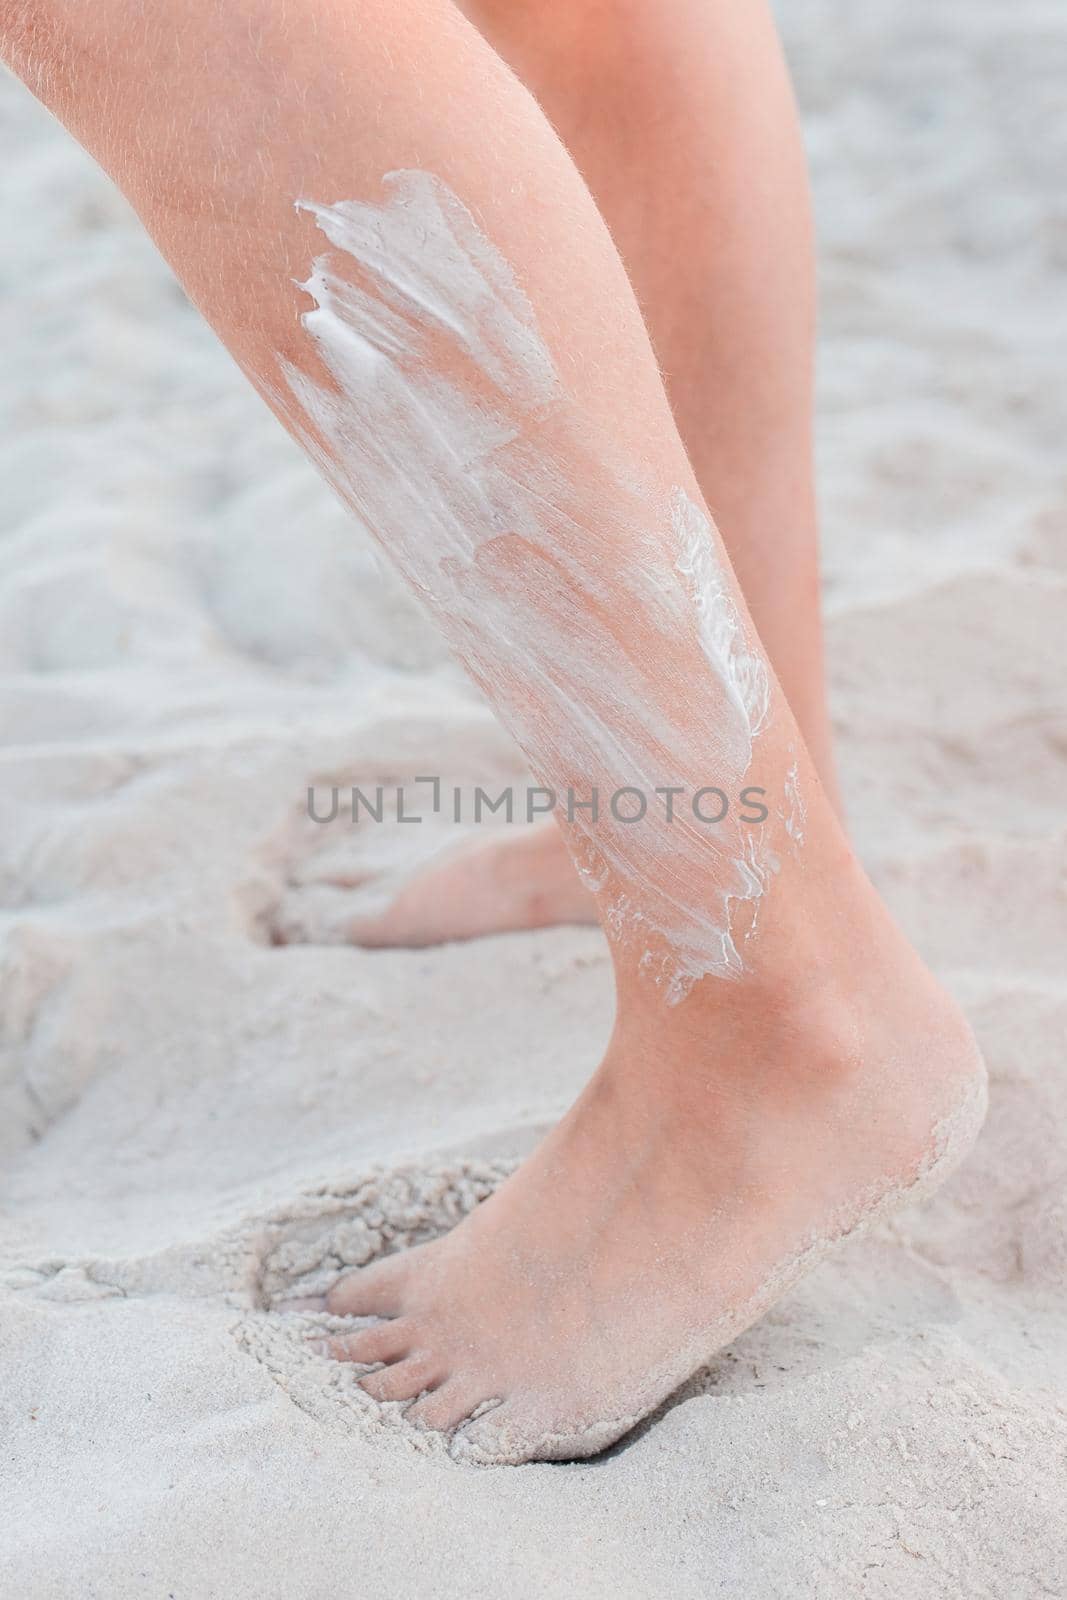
2, 0, 985, 1463
335, 0, 838, 948
460, 0, 834, 789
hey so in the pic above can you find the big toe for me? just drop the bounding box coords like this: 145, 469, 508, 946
326, 1249, 413, 1317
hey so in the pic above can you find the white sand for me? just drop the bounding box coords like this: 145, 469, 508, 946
2, 0, 1066, 1593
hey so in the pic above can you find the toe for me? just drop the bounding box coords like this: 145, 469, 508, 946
451, 1400, 633, 1465
359, 1351, 443, 1403
316, 1317, 413, 1366
405, 1377, 492, 1436
449, 1402, 517, 1466
326, 1250, 411, 1317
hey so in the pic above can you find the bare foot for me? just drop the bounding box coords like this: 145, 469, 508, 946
338, 776, 843, 950
315, 895, 986, 1463
346, 821, 595, 948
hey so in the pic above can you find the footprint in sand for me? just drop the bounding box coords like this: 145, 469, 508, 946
234, 1159, 512, 1453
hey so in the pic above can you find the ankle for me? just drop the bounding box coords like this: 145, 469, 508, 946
609, 879, 970, 1103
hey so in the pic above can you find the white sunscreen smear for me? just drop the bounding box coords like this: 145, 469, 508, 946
276, 170, 784, 999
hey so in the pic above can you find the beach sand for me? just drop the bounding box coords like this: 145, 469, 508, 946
2, 1, 1066, 1594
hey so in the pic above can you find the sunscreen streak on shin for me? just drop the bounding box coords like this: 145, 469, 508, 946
277, 170, 783, 997
782, 758, 807, 849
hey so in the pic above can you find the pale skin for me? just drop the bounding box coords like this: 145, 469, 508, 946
2, 0, 985, 1463
337, 0, 839, 948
